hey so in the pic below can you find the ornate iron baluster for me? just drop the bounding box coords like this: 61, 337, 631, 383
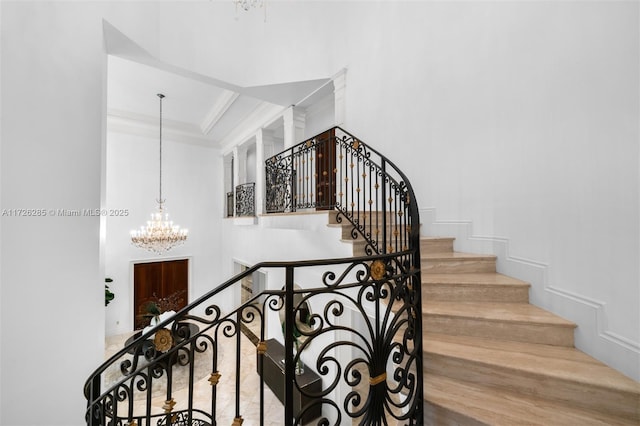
235, 183, 255, 217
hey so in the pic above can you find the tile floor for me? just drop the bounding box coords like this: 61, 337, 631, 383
103, 325, 407, 425
104, 327, 285, 426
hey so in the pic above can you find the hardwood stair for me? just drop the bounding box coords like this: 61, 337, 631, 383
329, 214, 639, 424
329, 211, 414, 256
420, 236, 640, 425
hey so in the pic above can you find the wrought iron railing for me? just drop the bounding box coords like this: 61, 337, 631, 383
266, 127, 417, 259
86, 127, 423, 425
85, 252, 423, 425
235, 182, 256, 217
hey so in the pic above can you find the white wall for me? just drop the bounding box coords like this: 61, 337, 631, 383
104, 130, 222, 335
0, 2, 222, 423
342, 2, 640, 379
304, 93, 335, 139
172, 1, 638, 379
0, 2, 107, 424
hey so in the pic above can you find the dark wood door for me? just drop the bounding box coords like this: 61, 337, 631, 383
133, 259, 188, 330
315, 128, 336, 210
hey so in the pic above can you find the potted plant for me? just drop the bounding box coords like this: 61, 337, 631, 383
105, 278, 115, 306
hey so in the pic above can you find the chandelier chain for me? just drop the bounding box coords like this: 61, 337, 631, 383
158, 93, 165, 207
130, 93, 188, 254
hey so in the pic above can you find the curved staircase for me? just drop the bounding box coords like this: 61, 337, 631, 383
334, 218, 639, 425
420, 236, 640, 425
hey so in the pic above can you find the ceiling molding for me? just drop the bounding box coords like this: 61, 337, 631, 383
220, 103, 287, 154
104, 20, 332, 107
107, 109, 214, 147
200, 90, 240, 135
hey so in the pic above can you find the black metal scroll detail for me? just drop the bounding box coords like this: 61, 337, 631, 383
265, 127, 418, 258
235, 182, 255, 217
290, 259, 420, 425
85, 126, 423, 426
266, 154, 294, 213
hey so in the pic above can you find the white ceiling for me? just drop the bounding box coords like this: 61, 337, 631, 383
105, 21, 333, 148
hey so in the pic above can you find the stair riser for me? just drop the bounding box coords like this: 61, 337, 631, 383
424, 354, 639, 421
351, 242, 367, 257
422, 259, 496, 274
424, 285, 529, 303
424, 315, 575, 347
423, 400, 489, 426
421, 239, 454, 254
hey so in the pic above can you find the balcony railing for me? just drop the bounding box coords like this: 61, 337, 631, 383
266, 127, 418, 259
235, 182, 255, 217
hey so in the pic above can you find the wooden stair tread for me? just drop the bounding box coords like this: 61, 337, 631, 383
424, 333, 640, 395
425, 332, 595, 364
326, 224, 639, 422
424, 272, 529, 287
425, 374, 638, 426
424, 301, 576, 327
423, 252, 497, 261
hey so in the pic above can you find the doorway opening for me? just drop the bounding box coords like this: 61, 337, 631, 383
133, 259, 189, 330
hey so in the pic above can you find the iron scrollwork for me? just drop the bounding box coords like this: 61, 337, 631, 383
86, 126, 423, 425
235, 182, 255, 217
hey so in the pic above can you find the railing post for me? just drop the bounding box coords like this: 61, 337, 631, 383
290, 147, 296, 212
87, 375, 101, 426
284, 266, 295, 424
381, 159, 387, 254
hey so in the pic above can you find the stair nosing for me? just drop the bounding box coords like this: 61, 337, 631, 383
423, 302, 577, 327
423, 253, 497, 260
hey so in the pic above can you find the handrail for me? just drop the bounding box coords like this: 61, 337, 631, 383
84, 251, 410, 393
85, 126, 423, 425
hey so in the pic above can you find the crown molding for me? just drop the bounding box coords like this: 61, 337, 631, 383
107, 109, 215, 147
200, 90, 240, 135
220, 103, 286, 154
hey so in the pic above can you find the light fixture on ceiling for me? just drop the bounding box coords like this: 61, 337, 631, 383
235, 0, 262, 11
234, 0, 266, 21
131, 93, 188, 255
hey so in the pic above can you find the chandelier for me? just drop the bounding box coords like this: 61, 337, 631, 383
131, 94, 188, 255
234, 0, 266, 21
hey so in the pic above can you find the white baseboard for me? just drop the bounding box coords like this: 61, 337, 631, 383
420, 207, 640, 381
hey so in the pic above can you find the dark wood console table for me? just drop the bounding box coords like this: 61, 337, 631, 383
259, 338, 321, 424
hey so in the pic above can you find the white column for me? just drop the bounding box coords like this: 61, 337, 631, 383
333, 68, 347, 126
232, 145, 248, 216
255, 129, 276, 215
283, 106, 306, 149
235, 145, 248, 185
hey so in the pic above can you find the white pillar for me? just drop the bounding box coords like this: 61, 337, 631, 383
232, 145, 248, 216
256, 129, 276, 215
255, 129, 273, 216
234, 145, 248, 185
333, 68, 347, 126
283, 106, 306, 149
223, 153, 234, 217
